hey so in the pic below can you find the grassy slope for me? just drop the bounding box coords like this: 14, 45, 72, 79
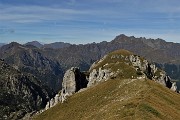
34, 78, 180, 120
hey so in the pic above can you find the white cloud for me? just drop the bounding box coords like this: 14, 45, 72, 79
0, 1, 180, 43
0, 4, 90, 23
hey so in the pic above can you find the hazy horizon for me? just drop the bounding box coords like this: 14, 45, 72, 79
1, 34, 180, 45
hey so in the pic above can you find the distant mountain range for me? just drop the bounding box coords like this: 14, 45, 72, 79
24, 41, 71, 49
0, 34, 180, 92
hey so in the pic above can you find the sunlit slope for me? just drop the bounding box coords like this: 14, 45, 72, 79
34, 78, 180, 120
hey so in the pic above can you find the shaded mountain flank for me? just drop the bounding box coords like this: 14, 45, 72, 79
0, 42, 64, 91
0, 59, 54, 120
34, 49, 180, 120
0, 34, 180, 92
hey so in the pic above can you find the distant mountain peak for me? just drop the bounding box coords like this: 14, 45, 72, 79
115, 34, 128, 39
25, 41, 43, 48
0, 42, 21, 51
9, 41, 21, 46
43, 42, 71, 49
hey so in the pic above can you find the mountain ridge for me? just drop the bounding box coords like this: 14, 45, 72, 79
34, 49, 180, 120
0, 34, 180, 93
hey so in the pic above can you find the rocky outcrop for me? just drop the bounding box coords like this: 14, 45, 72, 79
171, 82, 178, 92
88, 51, 178, 92
44, 94, 61, 110
41, 67, 88, 111
128, 54, 177, 91
60, 67, 88, 102
88, 68, 113, 87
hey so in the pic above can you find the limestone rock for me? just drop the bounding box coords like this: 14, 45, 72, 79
88, 67, 112, 87
128, 54, 177, 90
44, 94, 61, 110
43, 67, 88, 110
60, 67, 88, 102
171, 82, 178, 92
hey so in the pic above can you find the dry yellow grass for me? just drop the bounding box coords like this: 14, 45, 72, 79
34, 78, 180, 120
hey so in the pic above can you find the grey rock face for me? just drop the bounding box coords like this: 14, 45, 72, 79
88, 68, 112, 87
171, 82, 178, 92
60, 67, 88, 102
44, 94, 61, 111
128, 55, 176, 90
42, 67, 88, 111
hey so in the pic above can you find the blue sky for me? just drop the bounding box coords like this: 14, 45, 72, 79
0, 0, 180, 44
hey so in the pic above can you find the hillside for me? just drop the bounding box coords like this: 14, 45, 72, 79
0, 59, 54, 119
34, 49, 180, 120
34, 75, 180, 120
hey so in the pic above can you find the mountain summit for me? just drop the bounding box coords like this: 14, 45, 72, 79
25, 41, 43, 48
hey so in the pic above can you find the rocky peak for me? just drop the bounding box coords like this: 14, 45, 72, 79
113, 34, 129, 43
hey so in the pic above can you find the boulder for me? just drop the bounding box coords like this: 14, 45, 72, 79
171, 82, 178, 92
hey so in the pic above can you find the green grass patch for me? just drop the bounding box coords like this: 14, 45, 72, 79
139, 103, 161, 117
